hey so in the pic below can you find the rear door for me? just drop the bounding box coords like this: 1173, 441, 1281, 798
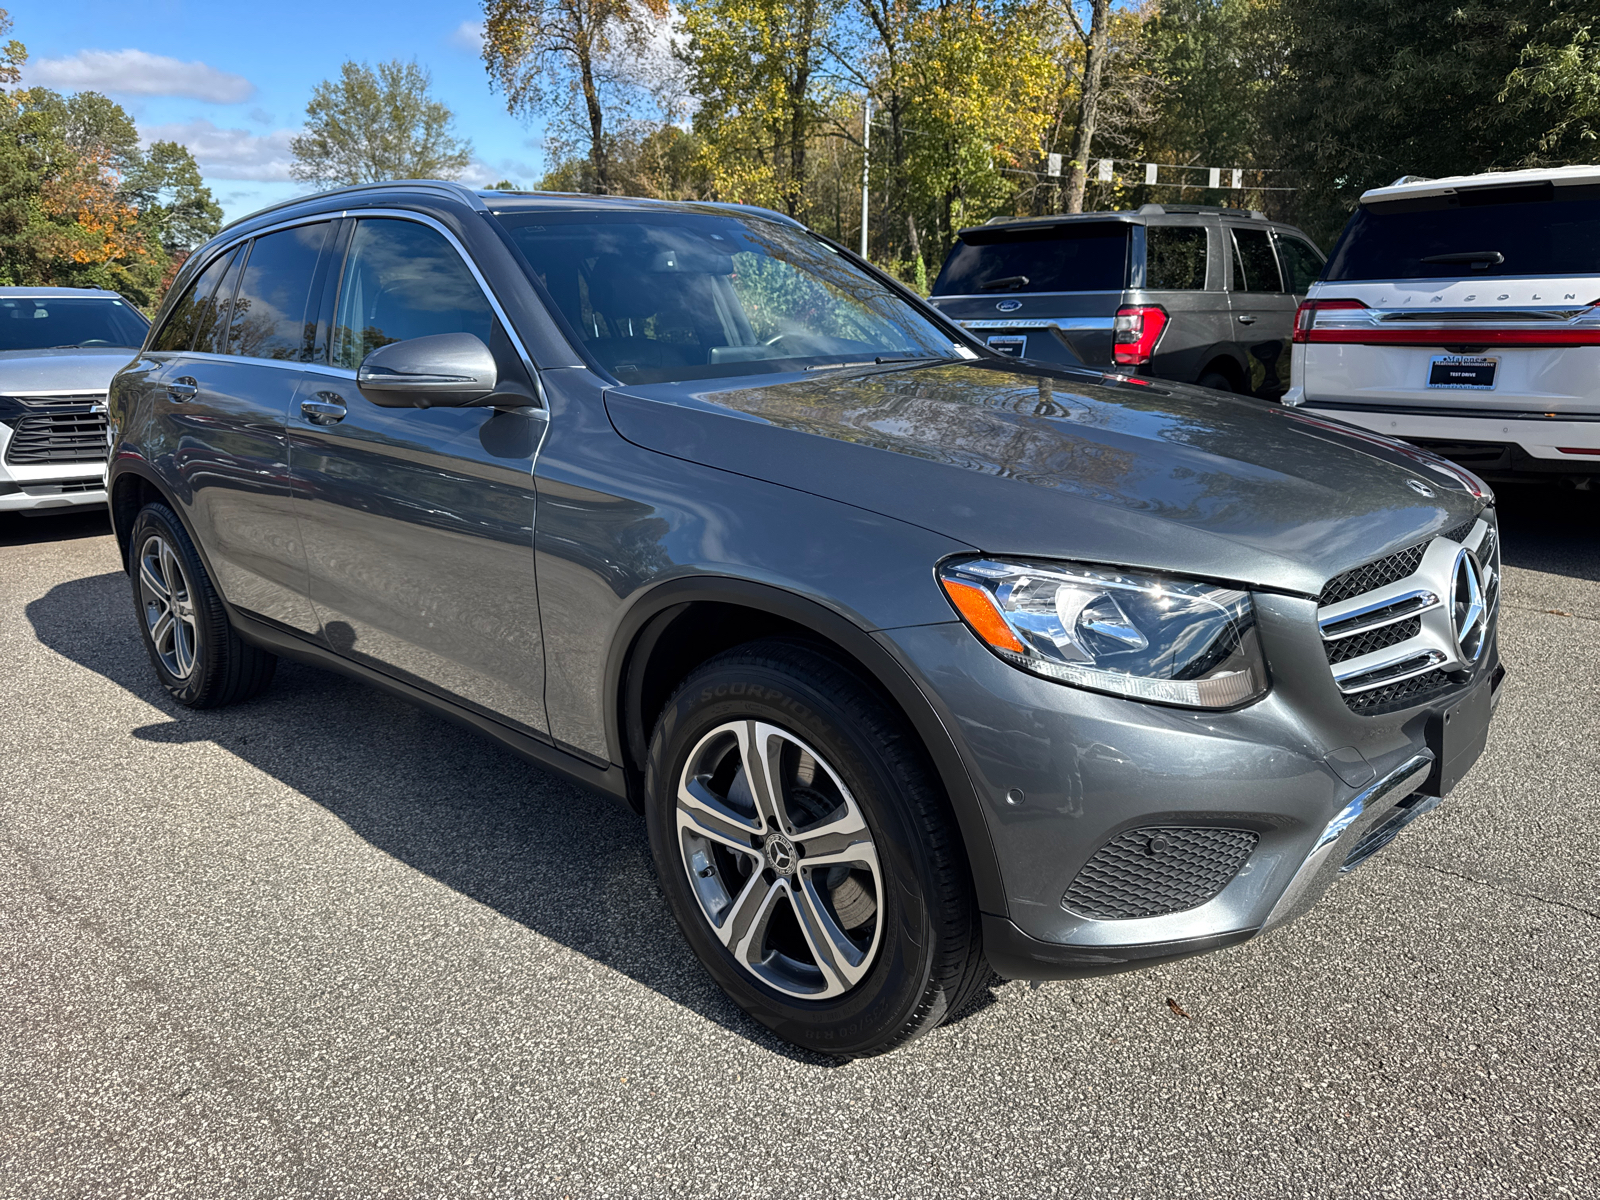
289, 214, 550, 736
137, 222, 334, 634
1226, 225, 1297, 396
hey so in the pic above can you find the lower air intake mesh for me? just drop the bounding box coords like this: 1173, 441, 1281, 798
1061, 826, 1258, 920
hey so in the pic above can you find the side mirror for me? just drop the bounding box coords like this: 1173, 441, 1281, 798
356, 332, 497, 408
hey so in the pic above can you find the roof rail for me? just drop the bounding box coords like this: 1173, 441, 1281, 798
219, 179, 487, 232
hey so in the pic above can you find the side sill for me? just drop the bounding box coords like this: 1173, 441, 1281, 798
230, 611, 632, 807
982, 913, 1258, 981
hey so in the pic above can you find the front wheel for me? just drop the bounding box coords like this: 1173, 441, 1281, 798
645, 639, 987, 1056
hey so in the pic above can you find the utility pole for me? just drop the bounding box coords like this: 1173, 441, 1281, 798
860, 96, 871, 259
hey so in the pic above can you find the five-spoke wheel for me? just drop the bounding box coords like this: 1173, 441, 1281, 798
676, 720, 883, 999
137, 533, 199, 680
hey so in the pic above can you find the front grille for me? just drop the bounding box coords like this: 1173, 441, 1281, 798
1319, 543, 1427, 607
1345, 668, 1455, 714
4, 412, 109, 464
1326, 616, 1422, 664
15, 393, 106, 410
1061, 826, 1258, 920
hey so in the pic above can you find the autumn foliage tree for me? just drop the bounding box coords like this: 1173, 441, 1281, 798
0, 10, 221, 308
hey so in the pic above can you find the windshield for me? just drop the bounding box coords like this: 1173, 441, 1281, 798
0, 295, 149, 351
932, 222, 1130, 295
1325, 186, 1600, 280
496, 210, 959, 384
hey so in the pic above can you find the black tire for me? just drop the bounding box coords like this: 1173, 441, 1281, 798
645, 638, 987, 1057
1197, 370, 1233, 393
128, 501, 276, 708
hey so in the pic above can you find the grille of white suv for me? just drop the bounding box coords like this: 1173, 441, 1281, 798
4, 410, 110, 464
1316, 511, 1498, 714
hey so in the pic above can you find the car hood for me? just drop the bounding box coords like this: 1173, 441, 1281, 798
0, 347, 140, 394
603, 361, 1484, 597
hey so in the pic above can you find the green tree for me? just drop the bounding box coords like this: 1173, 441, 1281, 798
483, 0, 669, 195
684, 0, 844, 216
1501, 1, 1600, 157
124, 141, 223, 255
290, 59, 473, 187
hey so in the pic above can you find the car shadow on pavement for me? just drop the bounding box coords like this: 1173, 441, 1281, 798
0, 509, 113, 547
1493, 482, 1600, 581
27, 569, 996, 1064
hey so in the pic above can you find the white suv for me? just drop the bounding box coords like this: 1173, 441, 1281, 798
1284, 165, 1600, 481
0, 287, 149, 515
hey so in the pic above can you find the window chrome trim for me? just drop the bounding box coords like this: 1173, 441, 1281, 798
145, 207, 546, 408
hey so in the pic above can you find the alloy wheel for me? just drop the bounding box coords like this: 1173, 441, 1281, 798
675, 720, 884, 999
137, 534, 199, 680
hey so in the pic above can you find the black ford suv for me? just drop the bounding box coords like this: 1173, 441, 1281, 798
929, 205, 1326, 397
107, 182, 1500, 1057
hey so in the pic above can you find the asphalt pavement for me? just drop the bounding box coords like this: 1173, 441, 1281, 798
1, 484, 1595, 1198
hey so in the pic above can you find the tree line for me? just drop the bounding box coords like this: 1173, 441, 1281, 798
477, 0, 1599, 276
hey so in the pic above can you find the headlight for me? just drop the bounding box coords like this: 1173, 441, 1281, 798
937, 558, 1268, 709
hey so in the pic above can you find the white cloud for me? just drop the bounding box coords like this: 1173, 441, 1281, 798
25, 49, 255, 104
450, 21, 486, 52
140, 119, 298, 182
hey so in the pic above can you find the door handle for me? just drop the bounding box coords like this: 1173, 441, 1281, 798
166, 376, 198, 402
300, 393, 347, 426
1236, 314, 1257, 325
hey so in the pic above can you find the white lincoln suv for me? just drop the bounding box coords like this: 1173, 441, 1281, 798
1284, 165, 1600, 483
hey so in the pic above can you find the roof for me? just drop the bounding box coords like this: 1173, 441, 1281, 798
963, 203, 1269, 239
0, 287, 123, 298
1360, 164, 1600, 204
220, 178, 804, 233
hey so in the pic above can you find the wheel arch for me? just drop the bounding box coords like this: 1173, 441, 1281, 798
109, 462, 177, 572
1200, 352, 1248, 392
606, 577, 1007, 916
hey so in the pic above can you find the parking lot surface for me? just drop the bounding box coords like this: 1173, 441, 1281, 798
1, 486, 1596, 1198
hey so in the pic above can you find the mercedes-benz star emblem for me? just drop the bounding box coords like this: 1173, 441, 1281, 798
1406, 478, 1435, 497
1451, 548, 1488, 663
996, 299, 1023, 312
764, 832, 798, 877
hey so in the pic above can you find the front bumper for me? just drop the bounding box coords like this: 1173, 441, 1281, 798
880, 590, 1503, 980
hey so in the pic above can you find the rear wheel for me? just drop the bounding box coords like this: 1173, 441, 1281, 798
645, 638, 987, 1057
1198, 370, 1234, 393
129, 502, 276, 708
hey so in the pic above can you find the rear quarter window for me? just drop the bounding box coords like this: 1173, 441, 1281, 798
933, 223, 1129, 294
1144, 225, 1208, 290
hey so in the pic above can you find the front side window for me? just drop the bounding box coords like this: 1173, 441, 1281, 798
0, 296, 149, 352
1144, 225, 1208, 291
332, 219, 494, 370
501, 210, 959, 384
227, 223, 331, 361
152, 249, 236, 353
1274, 234, 1324, 293
1230, 228, 1283, 293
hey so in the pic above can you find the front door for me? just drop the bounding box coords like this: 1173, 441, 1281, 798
289, 216, 549, 735
1226, 225, 1297, 397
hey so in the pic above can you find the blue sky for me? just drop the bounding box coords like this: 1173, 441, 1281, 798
12, 0, 552, 222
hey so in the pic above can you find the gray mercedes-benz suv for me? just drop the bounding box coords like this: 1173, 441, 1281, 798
106, 182, 1503, 1057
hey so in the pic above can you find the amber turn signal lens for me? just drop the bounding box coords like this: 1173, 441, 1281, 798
940, 578, 1026, 653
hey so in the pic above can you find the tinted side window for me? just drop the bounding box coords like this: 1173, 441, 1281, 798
1274, 234, 1324, 293
152, 249, 235, 353
226, 223, 331, 360
196, 249, 247, 354
1145, 225, 1208, 290
932, 223, 1130, 294
331, 218, 493, 369
1230, 228, 1283, 293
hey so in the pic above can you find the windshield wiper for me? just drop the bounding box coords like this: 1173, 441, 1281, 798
803, 354, 950, 372
978, 275, 1030, 290
1419, 251, 1504, 268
